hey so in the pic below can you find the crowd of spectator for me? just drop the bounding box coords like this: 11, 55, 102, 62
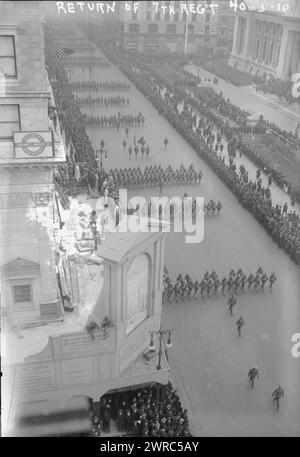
254, 75, 300, 106
65, 55, 111, 68
46, 35, 96, 171
71, 80, 131, 92
76, 95, 130, 108
89, 382, 192, 437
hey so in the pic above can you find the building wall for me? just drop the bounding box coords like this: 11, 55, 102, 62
0, 1, 47, 92
0, 1, 49, 158
0, 1, 62, 326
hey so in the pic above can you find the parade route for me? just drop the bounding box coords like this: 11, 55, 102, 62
66, 29, 300, 436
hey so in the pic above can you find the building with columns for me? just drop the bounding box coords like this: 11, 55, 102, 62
228, 2, 300, 79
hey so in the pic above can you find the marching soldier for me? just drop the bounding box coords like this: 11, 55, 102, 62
248, 367, 259, 389
236, 315, 245, 337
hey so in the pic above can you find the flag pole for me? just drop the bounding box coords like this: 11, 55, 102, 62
184, 12, 188, 56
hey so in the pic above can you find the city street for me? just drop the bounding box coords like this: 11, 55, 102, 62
67, 29, 300, 436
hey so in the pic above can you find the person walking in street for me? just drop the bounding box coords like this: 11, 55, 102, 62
236, 315, 245, 337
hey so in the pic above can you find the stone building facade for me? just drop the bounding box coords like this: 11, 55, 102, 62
0, 0, 66, 326
121, 0, 219, 56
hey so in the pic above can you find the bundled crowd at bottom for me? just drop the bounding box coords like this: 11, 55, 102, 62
88, 382, 192, 437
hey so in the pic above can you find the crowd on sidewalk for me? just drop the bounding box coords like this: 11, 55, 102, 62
254, 74, 300, 106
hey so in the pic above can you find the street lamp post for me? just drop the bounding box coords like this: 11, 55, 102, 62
96, 139, 108, 174
149, 328, 174, 401
149, 328, 174, 371
184, 12, 189, 56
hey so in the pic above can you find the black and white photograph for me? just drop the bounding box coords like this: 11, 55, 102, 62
0, 0, 300, 441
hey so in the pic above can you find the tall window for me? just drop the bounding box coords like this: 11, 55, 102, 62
146, 11, 152, 21
0, 105, 20, 140
0, 35, 17, 78
256, 38, 260, 59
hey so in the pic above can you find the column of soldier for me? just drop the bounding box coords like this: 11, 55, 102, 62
109, 163, 203, 189
90, 29, 299, 209
162, 267, 277, 305
71, 81, 131, 92
83, 112, 145, 128
89, 382, 191, 437
75, 95, 130, 108
127, 66, 299, 262
80, 28, 288, 411
65, 57, 111, 68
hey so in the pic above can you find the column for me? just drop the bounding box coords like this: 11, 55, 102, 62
258, 22, 265, 62
231, 15, 239, 55
289, 33, 300, 76
285, 32, 295, 78
242, 15, 252, 58
277, 26, 289, 77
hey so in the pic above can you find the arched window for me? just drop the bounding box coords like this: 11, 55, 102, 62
126, 254, 150, 334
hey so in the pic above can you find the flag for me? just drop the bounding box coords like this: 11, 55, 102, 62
57, 47, 75, 59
